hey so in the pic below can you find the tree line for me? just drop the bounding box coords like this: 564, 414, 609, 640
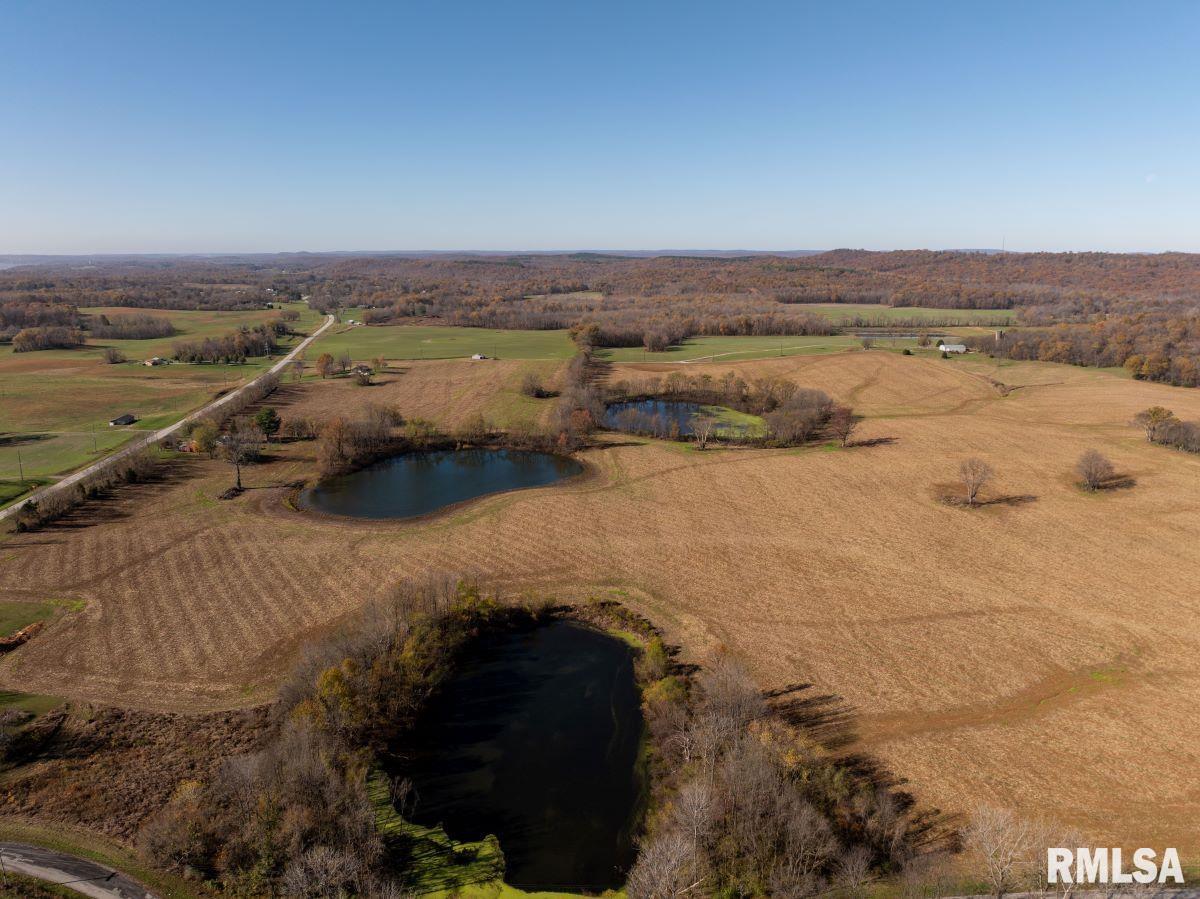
85, 312, 177, 339
970, 312, 1200, 387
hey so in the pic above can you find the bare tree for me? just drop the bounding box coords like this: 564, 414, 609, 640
964, 804, 1038, 898
671, 778, 715, 886
336, 350, 352, 373
959, 457, 993, 506
1075, 449, 1114, 490
280, 846, 364, 898
835, 846, 873, 897
693, 415, 717, 450
626, 831, 696, 899
860, 337, 875, 350
220, 417, 262, 491
291, 358, 306, 382
828, 405, 860, 447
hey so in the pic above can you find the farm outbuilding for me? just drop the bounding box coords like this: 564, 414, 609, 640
109, 413, 137, 426
938, 343, 968, 354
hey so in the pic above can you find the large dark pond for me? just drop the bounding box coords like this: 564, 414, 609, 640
298, 449, 582, 519
605, 398, 761, 437
399, 621, 645, 891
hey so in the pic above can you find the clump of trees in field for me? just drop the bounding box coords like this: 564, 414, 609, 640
10, 325, 86, 352
172, 324, 277, 363
85, 312, 176, 339
1135, 406, 1200, 453
316, 404, 405, 475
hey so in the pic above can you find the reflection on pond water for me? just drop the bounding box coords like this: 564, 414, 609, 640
299, 449, 582, 519
398, 621, 645, 891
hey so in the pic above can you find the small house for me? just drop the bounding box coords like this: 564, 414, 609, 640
109, 413, 137, 426
471, 353, 489, 361
351, 364, 373, 375
144, 356, 167, 366
938, 343, 968, 354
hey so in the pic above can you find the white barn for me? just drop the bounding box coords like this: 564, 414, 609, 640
938, 342, 968, 354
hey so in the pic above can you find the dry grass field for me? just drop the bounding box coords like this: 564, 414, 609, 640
282, 357, 565, 429
2, 349, 1199, 854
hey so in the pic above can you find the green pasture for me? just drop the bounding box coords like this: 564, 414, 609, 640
0, 302, 320, 480
309, 325, 577, 362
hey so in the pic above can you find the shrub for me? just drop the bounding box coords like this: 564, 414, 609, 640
520, 371, 551, 398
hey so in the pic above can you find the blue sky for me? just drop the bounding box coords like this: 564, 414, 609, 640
2, 0, 1198, 253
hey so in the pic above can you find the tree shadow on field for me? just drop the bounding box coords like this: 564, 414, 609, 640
0, 433, 53, 448
849, 436, 898, 448
766, 682, 860, 750
975, 493, 1037, 507
36, 457, 206, 532
933, 484, 1037, 508
765, 682, 962, 854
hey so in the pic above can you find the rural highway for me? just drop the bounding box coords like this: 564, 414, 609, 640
0, 313, 335, 523
0, 843, 155, 897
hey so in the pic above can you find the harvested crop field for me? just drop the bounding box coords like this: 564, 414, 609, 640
282, 357, 565, 429
2, 351, 1200, 854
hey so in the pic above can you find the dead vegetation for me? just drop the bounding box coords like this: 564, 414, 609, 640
0, 705, 268, 841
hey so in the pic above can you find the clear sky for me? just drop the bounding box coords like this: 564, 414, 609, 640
2, 0, 1198, 254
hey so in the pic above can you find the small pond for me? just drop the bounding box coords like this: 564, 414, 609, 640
398, 621, 645, 891
298, 449, 582, 519
605, 398, 762, 438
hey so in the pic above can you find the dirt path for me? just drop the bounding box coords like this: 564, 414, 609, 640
0, 314, 334, 524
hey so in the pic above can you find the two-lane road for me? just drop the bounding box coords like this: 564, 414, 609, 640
0, 313, 334, 523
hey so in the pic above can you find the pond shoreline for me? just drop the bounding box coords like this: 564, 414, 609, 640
286, 444, 595, 524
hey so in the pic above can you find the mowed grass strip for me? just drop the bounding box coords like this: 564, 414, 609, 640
600, 333, 892, 362
796, 303, 1015, 327
308, 325, 576, 362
